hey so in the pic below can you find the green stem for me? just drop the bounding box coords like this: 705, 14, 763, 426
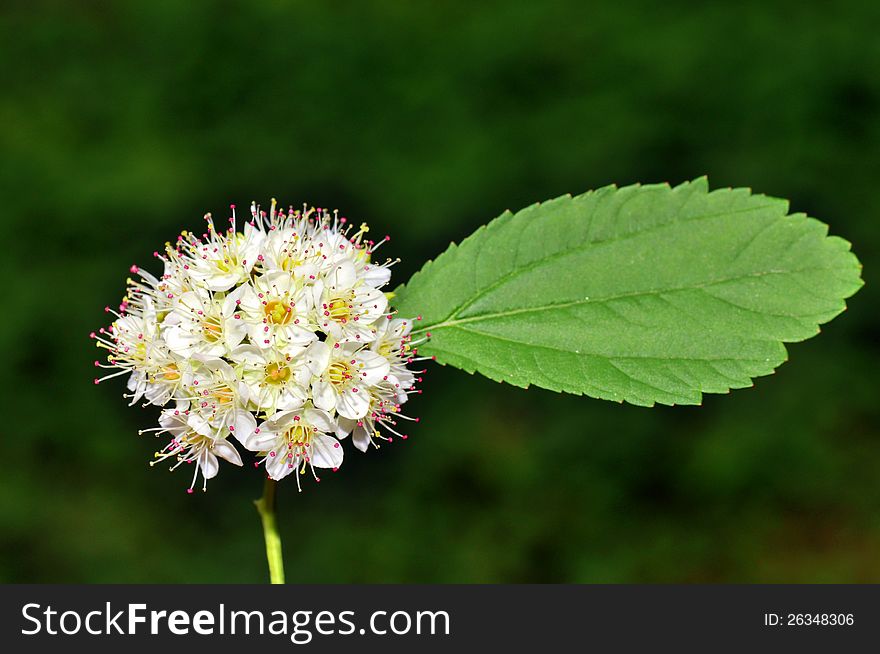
254, 477, 285, 584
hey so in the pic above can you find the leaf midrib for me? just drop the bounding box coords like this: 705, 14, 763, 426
415, 265, 836, 334
440, 326, 778, 362
427, 199, 784, 329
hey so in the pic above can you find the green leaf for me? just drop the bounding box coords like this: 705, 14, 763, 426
392, 178, 863, 406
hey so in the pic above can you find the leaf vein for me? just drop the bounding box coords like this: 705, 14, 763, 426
423, 266, 836, 332
446, 201, 782, 323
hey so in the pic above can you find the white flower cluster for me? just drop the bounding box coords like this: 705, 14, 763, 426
94, 201, 426, 492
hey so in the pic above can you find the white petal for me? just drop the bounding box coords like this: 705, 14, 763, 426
362, 264, 391, 288
193, 355, 235, 377
175, 291, 205, 314
228, 344, 267, 366
200, 450, 220, 479
305, 341, 331, 375
280, 324, 319, 347
390, 318, 413, 338
239, 224, 264, 269
277, 389, 306, 411
304, 408, 335, 433
356, 350, 391, 385
261, 270, 294, 295
263, 410, 301, 432
327, 258, 356, 290
158, 409, 187, 436
244, 429, 279, 452
266, 447, 295, 480
224, 317, 248, 350
164, 325, 199, 355
213, 439, 243, 466
188, 411, 215, 437
144, 380, 173, 406
389, 368, 415, 389
335, 416, 356, 438
203, 340, 229, 358
336, 386, 370, 420
247, 322, 275, 349
311, 379, 337, 412
295, 262, 318, 282
238, 284, 262, 314
310, 434, 343, 468
320, 319, 344, 341
353, 286, 387, 322
222, 284, 245, 315
352, 427, 371, 452
256, 386, 283, 411
311, 280, 325, 310
231, 410, 257, 445
203, 271, 240, 292
236, 380, 251, 406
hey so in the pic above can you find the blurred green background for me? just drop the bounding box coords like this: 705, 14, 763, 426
1, 0, 878, 583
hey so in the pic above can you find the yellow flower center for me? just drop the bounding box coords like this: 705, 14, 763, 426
202, 317, 223, 342
264, 299, 292, 325
284, 424, 312, 447
327, 361, 352, 388
326, 295, 352, 322
212, 384, 235, 405
162, 364, 181, 381
280, 255, 303, 272
264, 362, 291, 385
213, 234, 245, 272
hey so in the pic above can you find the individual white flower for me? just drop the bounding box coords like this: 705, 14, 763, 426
93, 294, 185, 406
311, 220, 395, 289
185, 356, 257, 443
371, 317, 417, 393
312, 258, 388, 343
229, 344, 309, 413
162, 287, 248, 357
155, 257, 204, 309
147, 404, 244, 493
104, 308, 158, 403
244, 407, 343, 488
307, 341, 390, 420
336, 385, 400, 452
236, 270, 317, 350
334, 318, 423, 450
184, 216, 265, 291
334, 372, 422, 452
257, 224, 321, 277
138, 341, 189, 406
